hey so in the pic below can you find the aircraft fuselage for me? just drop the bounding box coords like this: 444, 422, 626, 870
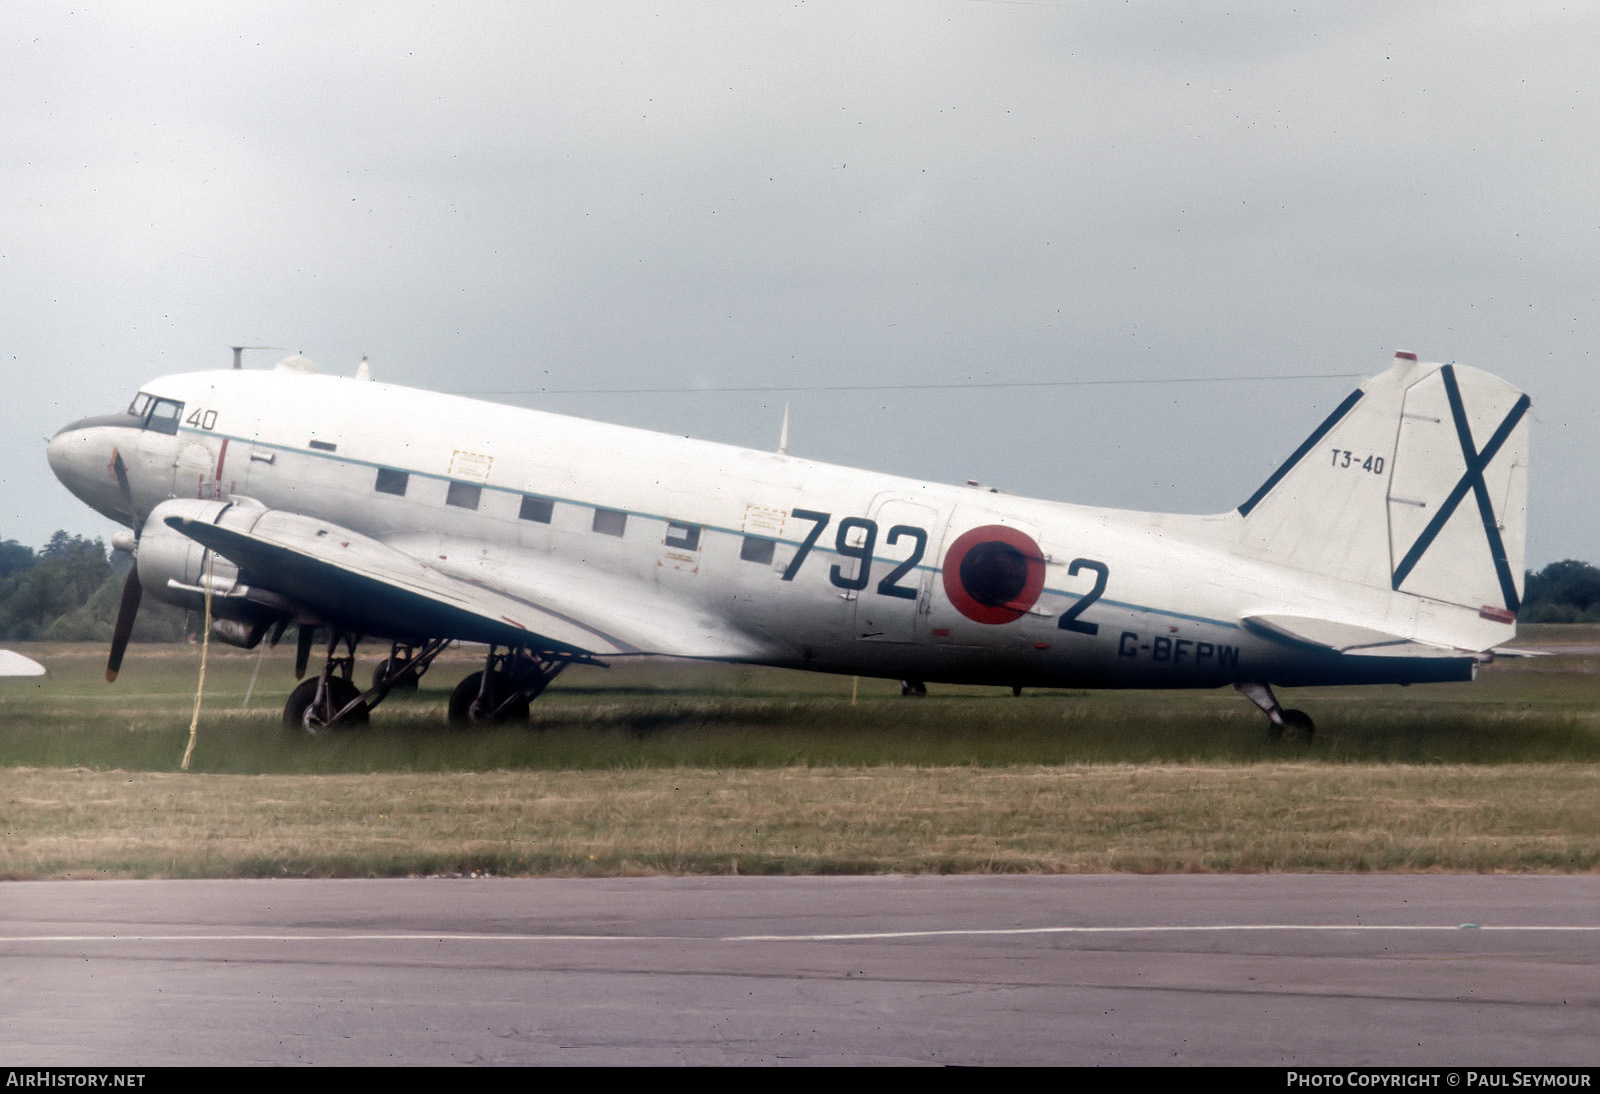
48, 363, 1500, 697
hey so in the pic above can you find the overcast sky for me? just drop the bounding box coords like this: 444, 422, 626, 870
3, 1, 1594, 567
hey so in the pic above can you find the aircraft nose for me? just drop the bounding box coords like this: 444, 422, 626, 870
46, 414, 139, 526
47, 421, 103, 498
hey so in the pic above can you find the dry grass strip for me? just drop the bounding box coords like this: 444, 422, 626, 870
4, 763, 1597, 878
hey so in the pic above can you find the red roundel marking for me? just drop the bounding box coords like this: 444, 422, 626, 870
941, 524, 1047, 625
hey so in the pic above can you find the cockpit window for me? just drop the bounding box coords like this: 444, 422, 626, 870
144, 397, 183, 435
127, 393, 152, 419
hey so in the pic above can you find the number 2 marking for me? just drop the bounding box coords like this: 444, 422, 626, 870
875, 525, 927, 600
1057, 558, 1109, 635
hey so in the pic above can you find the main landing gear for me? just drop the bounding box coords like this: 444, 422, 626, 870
1235, 682, 1315, 741
283, 630, 374, 735
447, 647, 575, 727
281, 631, 589, 734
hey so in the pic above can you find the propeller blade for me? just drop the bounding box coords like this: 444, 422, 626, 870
106, 567, 143, 682
110, 448, 142, 534
294, 624, 315, 679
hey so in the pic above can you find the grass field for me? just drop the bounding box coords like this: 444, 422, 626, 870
3, 629, 1598, 877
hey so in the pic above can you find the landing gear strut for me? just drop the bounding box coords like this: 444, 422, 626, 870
1236, 682, 1315, 741
372, 642, 427, 693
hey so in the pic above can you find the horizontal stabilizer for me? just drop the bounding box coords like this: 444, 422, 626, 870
0, 650, 47, 677
1243, 614, 1482, 659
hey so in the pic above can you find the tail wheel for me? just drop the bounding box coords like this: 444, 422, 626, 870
1268, 709, 1316, 742
448, 671, 531, 727
283, 676, 369, 735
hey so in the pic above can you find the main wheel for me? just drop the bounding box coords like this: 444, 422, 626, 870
372, 657, 420, 694
900, 679, 928, 697
283, 676, 370, 735
448, 671, 531, 727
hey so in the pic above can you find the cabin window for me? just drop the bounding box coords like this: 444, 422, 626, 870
740, 536, 775, 564
665, 521, 701, 551
309, 440, 338, 453
446, 482, 482, 509
374, 468, 409, 496
145, 398, 183, 435
592, 508, 627, 537
518, 495, 554, 523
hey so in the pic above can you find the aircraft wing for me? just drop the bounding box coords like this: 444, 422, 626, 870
384, 533, 774, 661
1242, 614, 1486, 659
165, 505, 769, 661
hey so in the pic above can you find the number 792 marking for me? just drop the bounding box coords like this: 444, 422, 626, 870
781, 510, 927, 598
782, 509, 1109, 631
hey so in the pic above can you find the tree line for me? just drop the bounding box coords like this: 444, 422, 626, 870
0, 532, 186, 642
1, 531, 1597, 641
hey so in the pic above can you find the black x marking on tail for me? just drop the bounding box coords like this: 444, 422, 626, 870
1390, 365, 1529, 611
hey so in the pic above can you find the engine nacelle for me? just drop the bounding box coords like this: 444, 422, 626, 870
136, 497, 290, 645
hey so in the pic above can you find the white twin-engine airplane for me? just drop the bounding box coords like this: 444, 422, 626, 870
46, 350, 1529, 738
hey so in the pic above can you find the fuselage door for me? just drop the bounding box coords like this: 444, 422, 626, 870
172, 438, 220, 500
852, 495, 941, 643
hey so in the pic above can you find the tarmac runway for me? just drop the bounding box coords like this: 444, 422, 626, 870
3, 875, 1597, 1066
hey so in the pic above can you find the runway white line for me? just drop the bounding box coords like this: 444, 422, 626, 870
724, 924, 1600, 941
3, 924, 1599, 945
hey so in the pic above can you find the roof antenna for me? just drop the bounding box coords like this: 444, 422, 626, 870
777, 401, 790, 456
355, 355, 371, 381
231, 345, 283, 370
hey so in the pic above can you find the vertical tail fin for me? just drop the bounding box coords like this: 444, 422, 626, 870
1236, 352, 1530, 648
